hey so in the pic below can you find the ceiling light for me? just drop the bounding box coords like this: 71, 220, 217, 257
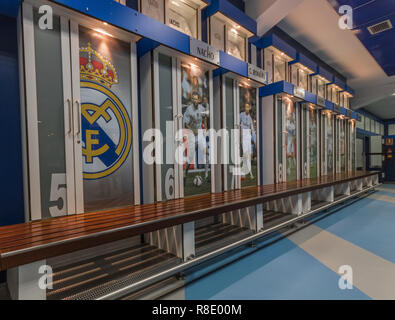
93, 28, 113, 37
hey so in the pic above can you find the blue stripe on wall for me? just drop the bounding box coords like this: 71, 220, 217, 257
0, 14, 25, 227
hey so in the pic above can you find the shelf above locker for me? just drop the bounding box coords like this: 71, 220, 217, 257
203, 0, 257, 37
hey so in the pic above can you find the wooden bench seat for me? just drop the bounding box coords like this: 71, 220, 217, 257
0, 171, 379, 271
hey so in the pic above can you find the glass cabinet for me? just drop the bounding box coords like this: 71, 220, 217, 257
207, 12, 253, 62
311, 75, 329, 99
264, 47, 292, 84
289, 63, 314, 91
138, 0, 207, 39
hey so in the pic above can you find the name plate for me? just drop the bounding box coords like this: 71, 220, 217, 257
293, 86, 306, 99
316, 96, 325, 107
333, 104, 341, 113
248, 64, 267, 84
190, 38, 220, 65
346, 110, 353, 118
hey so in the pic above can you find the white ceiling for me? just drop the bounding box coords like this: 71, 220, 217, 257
246, 0, 395, 119
364, 95, 395, 119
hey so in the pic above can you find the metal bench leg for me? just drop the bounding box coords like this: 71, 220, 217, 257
283, 194, 303, 215
302, 192, 311, 214
256, 204, 264, 232
356, 179, 363, 191
7, 260, 47, 300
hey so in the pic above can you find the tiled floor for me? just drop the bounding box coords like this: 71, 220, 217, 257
181, 184, 395, 300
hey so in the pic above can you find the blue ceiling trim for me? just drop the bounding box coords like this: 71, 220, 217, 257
333, 0, 395, 29
219, 50, 248, 77
316, 66, 333, 82
289, 52, 317, 72
326, 75, 336, 85
0, 0, 21, 18
345, 85, 355, 96
51, 0, 190, 55
355, 12, 395, 76
328, 76, 346, 90
255, 34, 297, 60
203, 0, 257, 35
329, 1, 395, 76
226, 0, 244, 12
335, 77, 346, 90
248, 35, 260, 44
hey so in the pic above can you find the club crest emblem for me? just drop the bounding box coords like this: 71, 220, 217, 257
80, 43, 132, 180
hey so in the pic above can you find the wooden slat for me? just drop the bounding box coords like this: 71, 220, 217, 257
0, 171, 378, 270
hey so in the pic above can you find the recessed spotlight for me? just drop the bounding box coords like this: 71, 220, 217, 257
93, 28, 113, 37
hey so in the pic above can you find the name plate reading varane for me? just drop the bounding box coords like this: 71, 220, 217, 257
248, 64, 267, 85
190, 38, 220, 65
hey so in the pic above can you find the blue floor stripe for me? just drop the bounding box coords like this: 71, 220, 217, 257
185, 237, 369, 300
314, 195, 395, 263
184, 186, 395, 300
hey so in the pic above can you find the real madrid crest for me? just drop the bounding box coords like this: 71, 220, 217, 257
79, 43, 132, 180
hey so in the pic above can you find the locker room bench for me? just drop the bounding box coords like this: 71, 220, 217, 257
0, 170, 379, 270
0, 171, 379, 299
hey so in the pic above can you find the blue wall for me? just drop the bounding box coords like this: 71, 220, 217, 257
0, 14, 25, 227
228, 0, 245, 12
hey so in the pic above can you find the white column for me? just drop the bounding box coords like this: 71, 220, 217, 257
256, 204, 264, 232
183, 222, 195, 261
7, 260, 47, 300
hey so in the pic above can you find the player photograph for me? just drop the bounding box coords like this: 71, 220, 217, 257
239, 86, 257, 187
181, 65, 211, 196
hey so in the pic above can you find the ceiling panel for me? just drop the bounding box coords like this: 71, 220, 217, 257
363, 95, 395, 120
329, 0, 395, 76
